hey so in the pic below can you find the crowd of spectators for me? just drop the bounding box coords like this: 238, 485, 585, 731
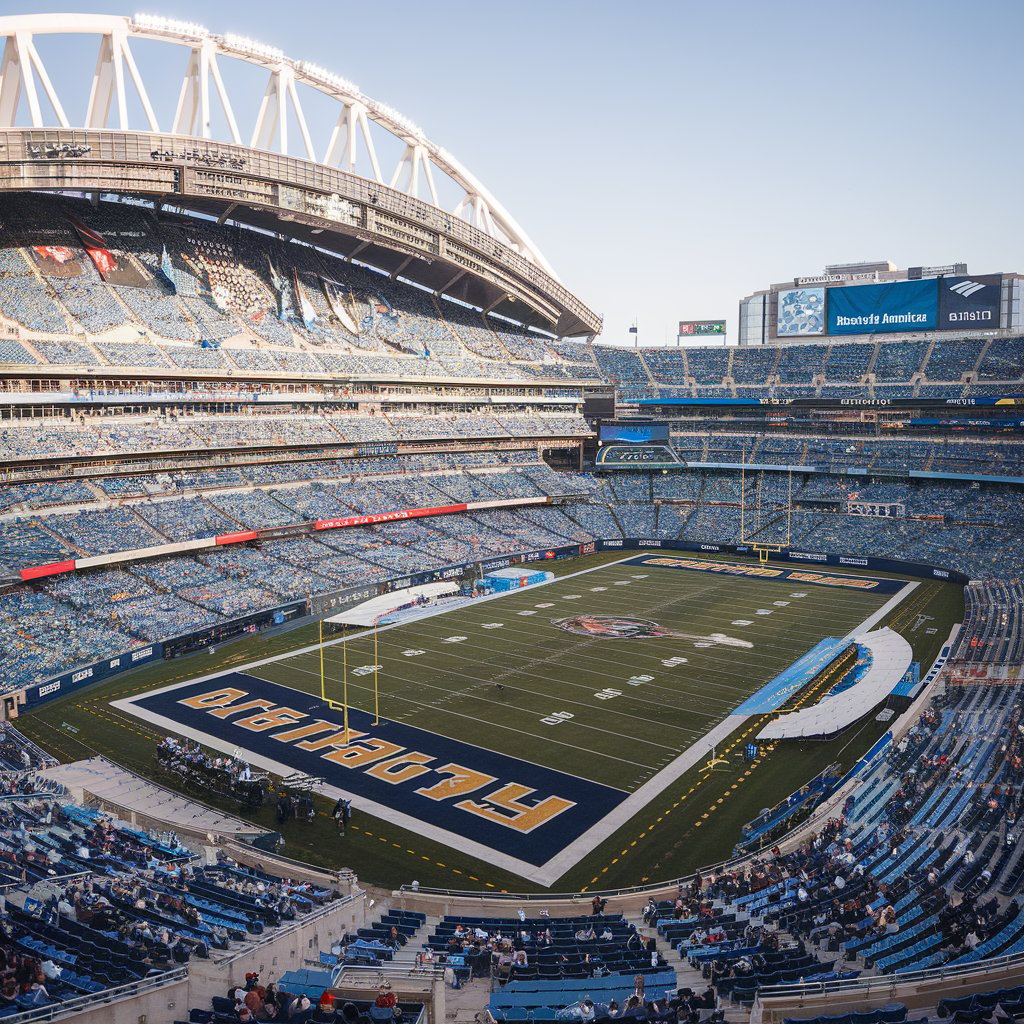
0, 778, 343, 1021
0, 408, 588, 463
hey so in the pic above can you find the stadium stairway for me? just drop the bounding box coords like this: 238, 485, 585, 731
390, 913, 441, 970
38, 756, 274, 839
634, 917, 707, 1002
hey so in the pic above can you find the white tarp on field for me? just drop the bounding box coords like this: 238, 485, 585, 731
757, 627, 912, 740
325, 582, 459, 627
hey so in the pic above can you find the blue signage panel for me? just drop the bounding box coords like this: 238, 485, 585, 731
936, 274, 1001, 330
599, 423, 669, 443
827, 280, 937, 335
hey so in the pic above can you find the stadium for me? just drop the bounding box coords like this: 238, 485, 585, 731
0, 9, 1021, 1024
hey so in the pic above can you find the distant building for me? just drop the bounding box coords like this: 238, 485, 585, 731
738, 260, 1024, 345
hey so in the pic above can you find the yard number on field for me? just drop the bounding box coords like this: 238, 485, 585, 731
541, 711, 574, 726
627, 674, 655, 687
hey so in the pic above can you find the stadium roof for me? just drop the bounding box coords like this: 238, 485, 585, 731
0, 13, 601, 337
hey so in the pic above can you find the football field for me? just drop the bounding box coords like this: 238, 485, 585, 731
113, 554, 912, 883
252, 555, 902, 787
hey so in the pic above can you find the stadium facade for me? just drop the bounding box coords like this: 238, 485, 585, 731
740, 259, 1024, 345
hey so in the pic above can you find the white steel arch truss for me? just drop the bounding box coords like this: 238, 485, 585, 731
0, 12, 557, 278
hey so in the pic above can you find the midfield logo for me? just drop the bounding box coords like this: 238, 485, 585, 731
551, 614, 752, 648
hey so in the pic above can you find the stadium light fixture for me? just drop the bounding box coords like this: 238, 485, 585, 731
296, 62, 363, 100
222, 33, 285, 61
375, 103, 425, 141
132, 14, 209, 37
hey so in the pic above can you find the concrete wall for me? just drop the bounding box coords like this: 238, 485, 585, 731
63, 895, 370, 1024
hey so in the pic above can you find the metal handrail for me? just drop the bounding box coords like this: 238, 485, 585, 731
218, 891, 362, 966
756, 947, 1024, 1002
0, 966, 188, 1024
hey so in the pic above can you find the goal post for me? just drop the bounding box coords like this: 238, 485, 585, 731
751, 543, 783, 564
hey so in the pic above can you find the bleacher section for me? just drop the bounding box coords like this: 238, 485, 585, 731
0, 194, 599, 384
0, 764, 342, 1021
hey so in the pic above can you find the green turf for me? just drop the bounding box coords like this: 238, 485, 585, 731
247, 556, 892, 790
13, 551, 964, 893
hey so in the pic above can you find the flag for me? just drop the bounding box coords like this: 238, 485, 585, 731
159, 246, 177, 293
292, 269, 317, 327
65, 214, 118, 278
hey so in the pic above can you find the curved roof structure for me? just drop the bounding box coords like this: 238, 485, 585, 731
0, 13, 601, 336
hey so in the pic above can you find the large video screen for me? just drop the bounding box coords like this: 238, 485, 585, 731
827, 280, 937, 335
937, 274, 1001, 330
599, 423, 670, 444
776, 287, 826, 337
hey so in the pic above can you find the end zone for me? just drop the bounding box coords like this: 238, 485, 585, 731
112, 672, 629, 884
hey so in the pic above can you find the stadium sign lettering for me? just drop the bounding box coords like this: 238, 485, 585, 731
794, 274, 848, 285
932, 569, 950, 578
946, 310, 993, 322
317, 510, 412, 529
636, 556, 883, 590
790, 551, 829, 562
38, 681, 61, 697
71, 668, 93, 683
638, 540, 663, 547
834, 313, 928, 327
177, 687, 576, 834
131, 647, 154, 662
839, 557, 869, 567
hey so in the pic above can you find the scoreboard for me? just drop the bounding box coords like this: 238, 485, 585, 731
678, 320, 726, 336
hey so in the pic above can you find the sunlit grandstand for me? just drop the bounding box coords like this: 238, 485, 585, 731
0, 9, 1021, 1024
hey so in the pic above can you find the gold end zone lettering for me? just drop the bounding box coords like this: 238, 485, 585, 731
297, 730, 367, 752
178, 688, 248, 709
208, 699, 273, 719
416, 764, 496, 801
455, 783, 575, 833
365, 752, 435, 784
233, 707, 307, 732
271, 720, 338, 743
322, 738, 405, 768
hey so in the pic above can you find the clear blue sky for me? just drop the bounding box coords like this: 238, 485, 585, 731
14, 0, 1024, 344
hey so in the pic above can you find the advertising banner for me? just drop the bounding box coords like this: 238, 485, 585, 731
22, 643, 163, 708
827, 280, 937, 335
937, 274, 1001, 330
777, 287, 826, 337
65, 213, 150, 287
